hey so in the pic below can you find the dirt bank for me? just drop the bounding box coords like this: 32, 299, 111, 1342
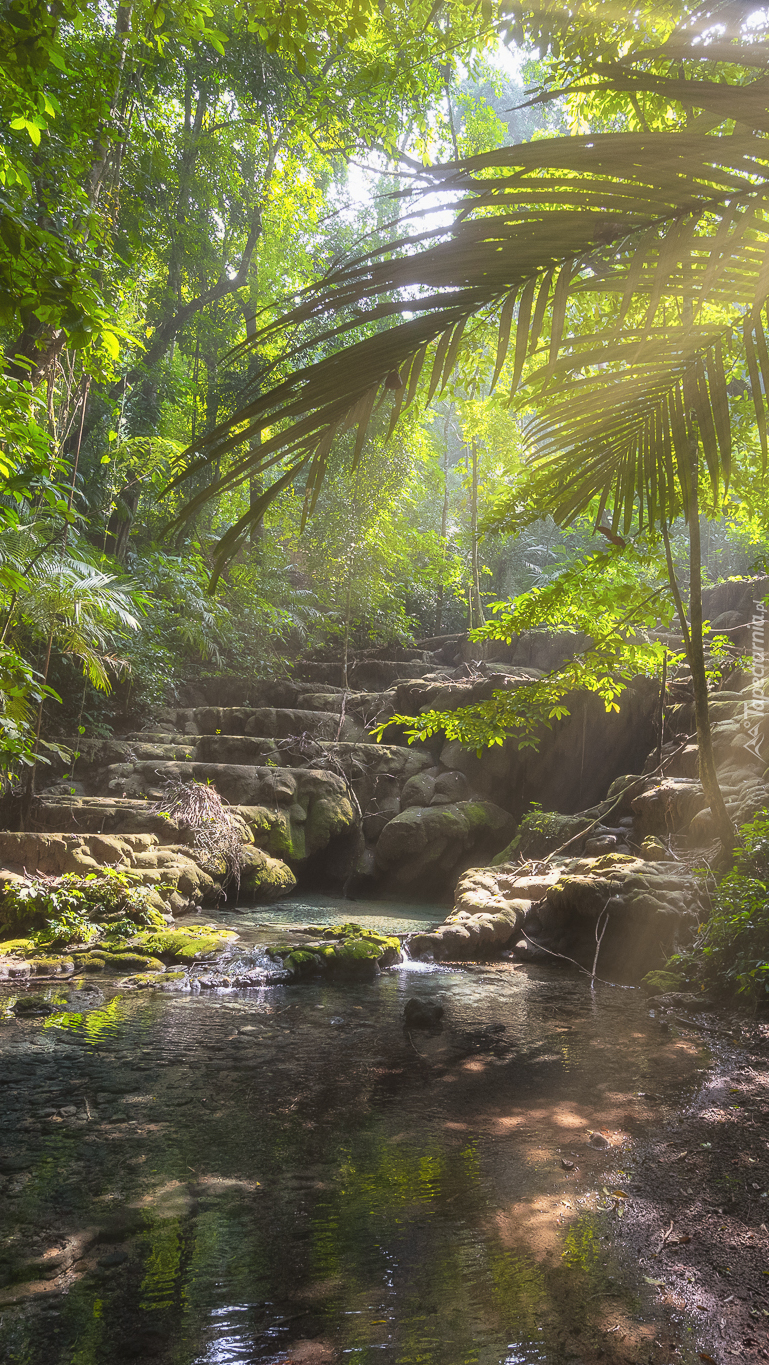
614, 1004, 769, 1363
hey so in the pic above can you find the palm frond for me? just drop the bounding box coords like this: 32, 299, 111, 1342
167, 79, 769, 568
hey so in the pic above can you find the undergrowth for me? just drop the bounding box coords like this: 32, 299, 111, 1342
0, 869, 167, 947
671, 807, 769, 1005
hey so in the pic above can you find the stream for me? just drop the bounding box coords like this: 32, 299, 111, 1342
0, 895, 714, 1365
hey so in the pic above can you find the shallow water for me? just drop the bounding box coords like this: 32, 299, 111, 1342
0, 897, 712, 1365
216, 890, 443, 936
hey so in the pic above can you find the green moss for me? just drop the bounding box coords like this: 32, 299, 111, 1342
137, 925, 237, 963
29, 956, 74, 975
267, 943, 294, 958
0, 936, 36, 957
344, 934, 399, 957
304, 921, 364, 938
103, 952, 166, 972
641, 969, 682, 996
71, 955, 106, 973
245, 808, 297, 860
284, 949, 324, 976
122, 972, 165, 988
304, 794, 355, 855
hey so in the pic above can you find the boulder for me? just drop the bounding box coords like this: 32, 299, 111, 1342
238, 846, 296, 901
431, 770, 470, 804
374, 800, 514, 893
404, 998, 443, 1028
510, 853, 702, 980
400, 771, 437, 809
631, 778, 709, 837
493, 810, 596, 863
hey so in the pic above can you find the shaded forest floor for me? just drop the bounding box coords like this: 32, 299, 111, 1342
615, 1006, 769, 1364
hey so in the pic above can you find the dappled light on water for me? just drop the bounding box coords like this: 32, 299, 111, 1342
0, 905, 711, 1365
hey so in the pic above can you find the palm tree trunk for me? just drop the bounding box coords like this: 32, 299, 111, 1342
435, 435, 449, 633
470, 439, 485, 629
341, 570, 352, 692
684, 438, 735, 851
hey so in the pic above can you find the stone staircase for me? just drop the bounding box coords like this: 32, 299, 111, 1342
10, 631, 663, 916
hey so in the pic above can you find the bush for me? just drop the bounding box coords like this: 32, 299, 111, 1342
0, 869, 166, 947
672, 808, 769, 1005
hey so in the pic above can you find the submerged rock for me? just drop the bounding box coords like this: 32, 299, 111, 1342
269, 924, 402, 981
11, 994, 54, 1016
403, 998, 443, 1028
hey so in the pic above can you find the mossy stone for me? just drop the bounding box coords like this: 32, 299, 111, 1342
284, 949, 324, 976
104, 952, 165, 972
74, 955, 106, 973
641, 969, 682, 996
137, 925, 237, 963
0, 937, 36, 957
30, 956, 74, 975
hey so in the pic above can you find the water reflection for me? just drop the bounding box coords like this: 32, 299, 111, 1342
0, 918, 710, 1365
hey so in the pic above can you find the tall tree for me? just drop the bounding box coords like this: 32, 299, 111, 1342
175, 2, 769, 849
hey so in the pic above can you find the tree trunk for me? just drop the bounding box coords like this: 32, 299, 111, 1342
684, 435, 736, 851
469, 439, 485, 629
435, 432, 449, 633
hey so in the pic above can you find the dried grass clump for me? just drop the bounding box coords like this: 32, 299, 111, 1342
152, 779, 244, 893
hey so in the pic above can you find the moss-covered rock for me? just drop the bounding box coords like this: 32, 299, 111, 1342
102, 952, 166, 973
641, 969, 683, 996
374, 800, 513, 893
29, 956, 75, 976
121, 971, 166, 988
270, 926, 401, 980
238, 845, 296, 901
283, 948, 326, 978
0, 936, 36, 956
493, 810, 595, 863
137, 925, 237, 963
71, 954, 107, 973
332, 934, 401, 977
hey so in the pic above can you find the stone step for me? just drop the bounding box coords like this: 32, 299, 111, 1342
94, 757, 351, 815
32, 762, 360, 876
63, 736, 198, 770
174, 706, 366, 742
193, 737, 434, 810
31, 795, 196, 840
0, 827, 294, 910
123, 731, 190, 744
291, 660, 434, 689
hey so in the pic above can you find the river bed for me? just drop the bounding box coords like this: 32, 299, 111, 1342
0, 896, 715, 1365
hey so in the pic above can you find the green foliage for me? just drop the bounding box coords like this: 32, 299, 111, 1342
0, 869, 166, 947
117, 547, 301, 712
375, 543, 682, 751
673, 810, 769, 1004
0, 643, 63, 788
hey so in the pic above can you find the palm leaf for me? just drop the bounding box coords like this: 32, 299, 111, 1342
166, 79, 769, 557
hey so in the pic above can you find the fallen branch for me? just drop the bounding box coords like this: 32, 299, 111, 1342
591, 907, 610, 989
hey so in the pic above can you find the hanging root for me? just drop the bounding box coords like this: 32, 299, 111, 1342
151, 779, 244, 893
